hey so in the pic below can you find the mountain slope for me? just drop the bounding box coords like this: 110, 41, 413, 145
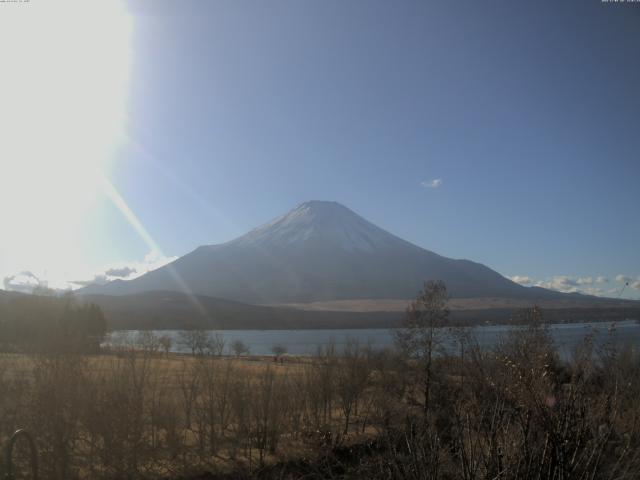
80, 201, 564, 303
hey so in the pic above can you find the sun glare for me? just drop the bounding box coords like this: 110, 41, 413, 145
0, 1, 132, 287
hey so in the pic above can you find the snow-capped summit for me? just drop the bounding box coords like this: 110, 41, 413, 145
79, 201, 547, 303
232, 201, 401, 253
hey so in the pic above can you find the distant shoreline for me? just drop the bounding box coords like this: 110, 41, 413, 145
106, 320, 640, 357
103, 307, 640, 331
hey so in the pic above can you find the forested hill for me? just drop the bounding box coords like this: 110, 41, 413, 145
0, 291, 107, 352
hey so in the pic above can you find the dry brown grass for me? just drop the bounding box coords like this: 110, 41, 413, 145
0, 349, 378, 479
271, 296, 636, 312
0, 326, 639, 480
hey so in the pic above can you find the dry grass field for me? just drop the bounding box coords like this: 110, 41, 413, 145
0, 346, 383, 480
1, 314, 640, 479
274, 296, 638, 312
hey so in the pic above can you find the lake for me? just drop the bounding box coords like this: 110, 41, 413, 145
112, 320, 640, 357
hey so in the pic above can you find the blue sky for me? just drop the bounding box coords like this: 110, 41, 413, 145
1, 0, 639, 298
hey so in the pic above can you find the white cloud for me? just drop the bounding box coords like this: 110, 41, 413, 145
3, 271, 45, 293
2, 251, 180, 292
71, 275, 110, 288
582, 287, 604, 297
105, 266, 137, 278
70, 251, 178, 289
534, 276, 579, 293
420, 178, 442, 189
512, 273, 638, 299
140, 251, 178, 274
508, 275, 532, 285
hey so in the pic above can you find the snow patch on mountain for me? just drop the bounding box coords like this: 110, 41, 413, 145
231, 201, 402, 253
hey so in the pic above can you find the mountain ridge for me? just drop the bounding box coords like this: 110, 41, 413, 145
78, 201, 585, 303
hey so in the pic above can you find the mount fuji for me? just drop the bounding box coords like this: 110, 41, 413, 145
80, 201, 564, 304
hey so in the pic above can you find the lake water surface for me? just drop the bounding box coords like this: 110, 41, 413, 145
113, 320, 640, 357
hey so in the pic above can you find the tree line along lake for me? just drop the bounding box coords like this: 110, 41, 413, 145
109, 320, 640, 358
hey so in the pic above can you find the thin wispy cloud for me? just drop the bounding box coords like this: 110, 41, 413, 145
72, 251, 178, 287
105, 266, 137, 278
71, 275, 110, 288
507, 273, 639, 298
508, 275, 532, 285
420, 178, 442, 189
533, 276, 580, 293
582, 287, 605, 297
3, 271, 45, 293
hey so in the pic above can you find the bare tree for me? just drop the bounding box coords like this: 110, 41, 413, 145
158, 334, 173, 356
178, 330, 208, 356
136, 331, 160, 355
205, 332, 226, 356
395, 280, 449, 417
314, 342, 338, 431
271, 344, 287, 361
335, 338, 371, 434
231, 339, 250, 358
251, 366, 288, 463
